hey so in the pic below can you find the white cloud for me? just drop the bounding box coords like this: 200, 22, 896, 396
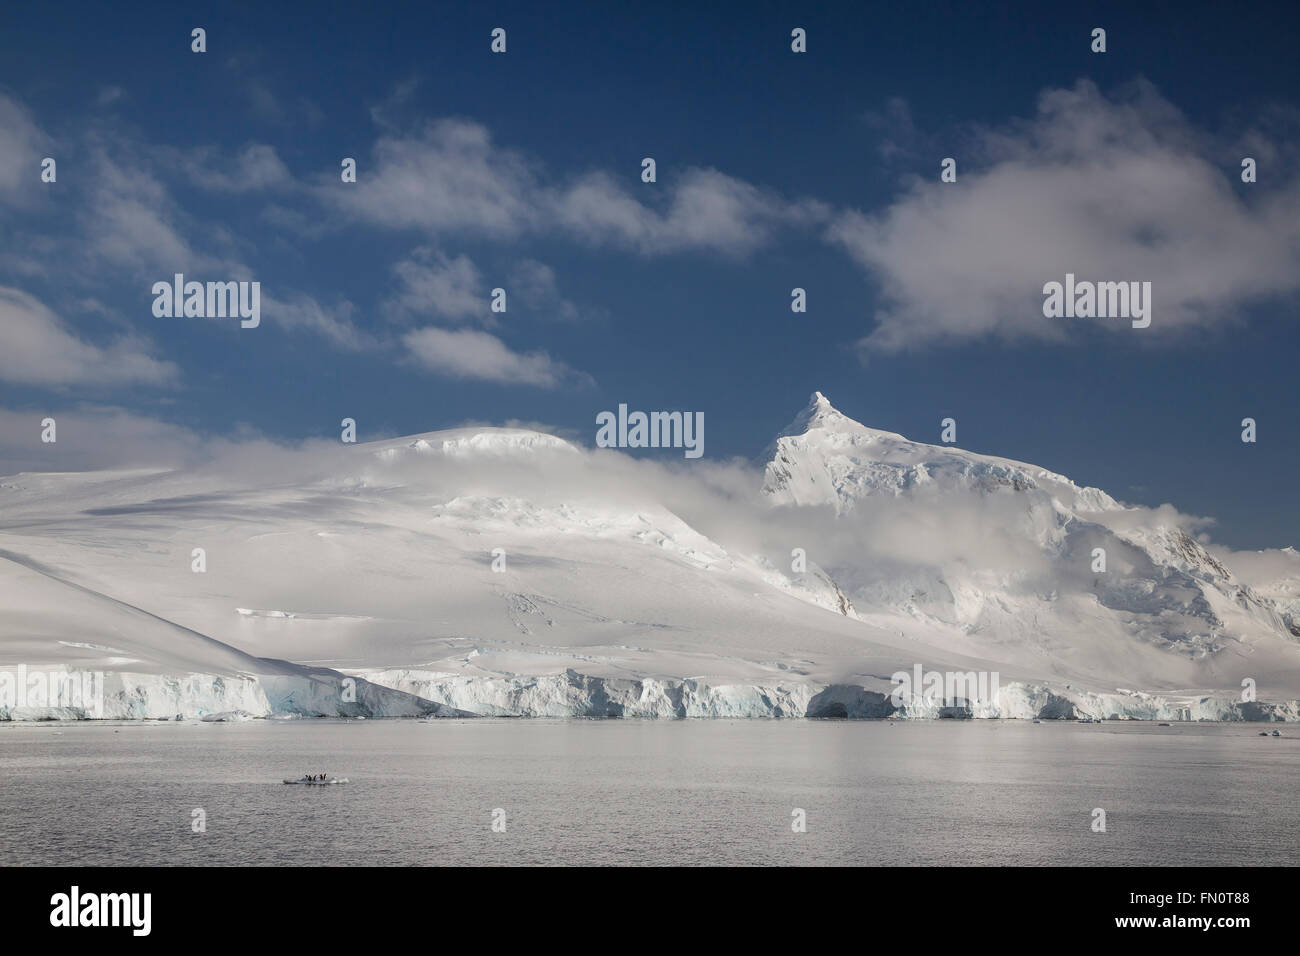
0, 93, 51, 204
548, 167, 824, 255
1211, 545, 1300, 591
510, 259, 579, 320
332, 117, 824, 255
402, 326, 586, 388
258, 293, 374, 351
389, 248, 486, 322
0, 287, 177, 387
0, 405, 201, 472
81, 152, 227, 276
56, 135, 365, 352
177, 143, 292, 191
336, 119, 537, 237
830, 80, 1300, 352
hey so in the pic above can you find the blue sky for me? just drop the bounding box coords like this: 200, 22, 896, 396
0, 0, 1297, 549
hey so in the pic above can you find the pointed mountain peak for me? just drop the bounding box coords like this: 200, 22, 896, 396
776, 391, 864, 440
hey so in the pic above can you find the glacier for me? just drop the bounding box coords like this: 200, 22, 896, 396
2, 394, 1298, 722
0, 669, 471, 721
351, 667, 1299, 722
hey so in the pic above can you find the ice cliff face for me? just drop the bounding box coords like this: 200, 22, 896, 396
10, 661, 1295, 722
0, 669, 470, 721
354, 668, 1298, 722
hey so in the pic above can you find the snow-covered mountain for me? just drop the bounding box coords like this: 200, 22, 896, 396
2, 395, 1297, 720
764, 392, 1120, 512
764, 393, 1299, 661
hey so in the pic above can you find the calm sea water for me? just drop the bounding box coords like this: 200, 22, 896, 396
0, 719, 1294, 866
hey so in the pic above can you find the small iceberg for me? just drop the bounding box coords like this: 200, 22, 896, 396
1259, 731, 1270, 736
201, 710, 254, 722
283, 776, 349, 786
1271, 730, 1281, 737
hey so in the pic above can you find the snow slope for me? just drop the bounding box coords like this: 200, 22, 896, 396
1, 398, 1297, 720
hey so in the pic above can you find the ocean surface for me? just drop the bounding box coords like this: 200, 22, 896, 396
0, 719, 1294, 866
